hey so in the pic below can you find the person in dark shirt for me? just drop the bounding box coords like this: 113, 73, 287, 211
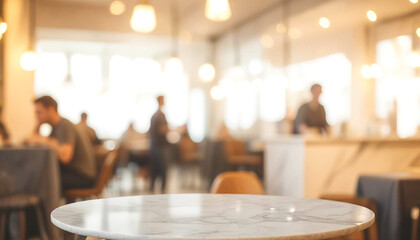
77, 112, 100, 146
26, 96, 96, 191
293, 84, 329, 135
149, 96, 169, 192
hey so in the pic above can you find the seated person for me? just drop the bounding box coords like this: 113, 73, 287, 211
26, 96, 96, 191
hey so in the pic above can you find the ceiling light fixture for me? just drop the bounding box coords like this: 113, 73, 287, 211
410, 0, 418, 3
367, 10, 377, 22
361, 65, 372, 79
165, 57, 183, 73
130, 0, 156, 33
260, 34, 274, 48
276, 23, 286, 34
210, 85, 225, 100
319, 17, 330, 29
110, 0, 126, 16
199, 63, 216, 82
205, 0, 232, 22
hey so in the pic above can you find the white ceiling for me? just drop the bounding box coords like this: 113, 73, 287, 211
38, 0, 420, 41
39, 0, 283, 38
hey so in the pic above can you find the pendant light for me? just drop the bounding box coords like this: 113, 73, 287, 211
210, 85, 225, 100
205, 0, 231, 22
199, 40, 216, 83
199, 63, 216, 82
110, 0, 126, 16
20, 0, 37, 71
165, 5, 183, 74
130, 0, 156, 33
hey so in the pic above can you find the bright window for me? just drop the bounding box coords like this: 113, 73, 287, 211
376, 35, 420, 138
188, 89, 206, 142
223, 67, 258, 130
34, 41, 192, 139
71, 54, 103, 94
34, 52, 67, 95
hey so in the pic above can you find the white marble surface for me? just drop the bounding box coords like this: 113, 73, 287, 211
265, 138, 305, 197
51, 194, 374, 240
265, 136, 420, 198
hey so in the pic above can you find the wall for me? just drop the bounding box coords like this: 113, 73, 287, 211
3, 0, 36, 143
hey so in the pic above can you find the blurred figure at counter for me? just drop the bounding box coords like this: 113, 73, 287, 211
149, 96, 169, 192
26, 96, 96, 191
293, 84, 329, 135
77, 112, 100, 146
0, 108, 10, 146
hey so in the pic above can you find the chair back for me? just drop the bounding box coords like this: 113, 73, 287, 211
210, 171, 264, 195
224, 140, 247, 157
320, 195, 378, 240
95, 150, 118, 191
179, 137, 199, 163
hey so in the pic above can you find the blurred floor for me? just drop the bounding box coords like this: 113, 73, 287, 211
103, 163, 207, 197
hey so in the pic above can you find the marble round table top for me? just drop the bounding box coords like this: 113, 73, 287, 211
51, 194, 374, 240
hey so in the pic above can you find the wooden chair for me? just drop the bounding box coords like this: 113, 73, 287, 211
321, 195, 378, 240
178, 136, 201, 187
210, 171, 264, 195
0, 194, 48, 240
224, 140, 262, 175
179, 137, 200, 164
65, 150, 118, 202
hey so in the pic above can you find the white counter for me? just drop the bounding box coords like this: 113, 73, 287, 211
265, 136, 420, 198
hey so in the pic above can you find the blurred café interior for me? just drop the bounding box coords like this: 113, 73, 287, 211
1, 0, 420, 239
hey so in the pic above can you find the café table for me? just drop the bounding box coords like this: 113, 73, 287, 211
0, 146, 62, 239
357, 172, 420, 240
51, 194, 374, 240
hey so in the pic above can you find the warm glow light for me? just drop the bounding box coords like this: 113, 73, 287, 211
210, 85, 225, 100
416, 28, 420, 38
288, 28, 302, 39
409, 51, 420, 67
319, 17, 330, 29
367, 10, 377, 22
165, 57, 183, 73
205, 0, 232, 22
198, 63, 216, 82
260, 34, 274, 48
361, 65, 372, 79
130, 3, 156, 33
20, 51, 38, 71
370, 64, 382, 78
110, 0, 126, 15
276, 23, 286, 34
410, 0, 418, 3
0, 22, 7, 34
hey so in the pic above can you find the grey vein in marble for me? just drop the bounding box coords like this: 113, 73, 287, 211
51, 194, 374, 240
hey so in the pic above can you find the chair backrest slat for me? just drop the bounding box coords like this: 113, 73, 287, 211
95, 150, 118, 191
210, 171, 264, 195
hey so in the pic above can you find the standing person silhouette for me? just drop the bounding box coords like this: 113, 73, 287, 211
149, 96, 169, 192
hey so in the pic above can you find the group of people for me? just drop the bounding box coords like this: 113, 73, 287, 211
25, 95, 170, 194
8, 83, 327, 195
